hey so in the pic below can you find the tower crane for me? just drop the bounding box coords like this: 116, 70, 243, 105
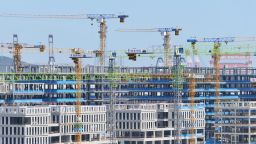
0, 13, 128, 66
0, 34, 45, 73
70, 48, 94, 143
187, 36, 256, 143
117, 27, 182, 67
88, 14, 128, 66
184, 42, 256, 143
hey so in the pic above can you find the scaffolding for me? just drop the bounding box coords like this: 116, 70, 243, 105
108, 54, 117, 144
172, 47, 185, 144
0, 64, 256, 143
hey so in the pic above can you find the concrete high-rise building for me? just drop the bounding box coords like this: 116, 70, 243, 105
0, 65, 255, 143
0, 105, 108, 144
216, 101, 256, 144
115, 103, 205, 144
0, 103, 205, 144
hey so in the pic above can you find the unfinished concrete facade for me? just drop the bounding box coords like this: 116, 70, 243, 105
115, 103, 205, 144
216, 101, 256, 144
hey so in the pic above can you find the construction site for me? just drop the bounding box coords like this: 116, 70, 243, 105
0, 11, 256, 144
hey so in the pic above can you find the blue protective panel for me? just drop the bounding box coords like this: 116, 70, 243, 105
44, 89, 84, 93
51, 98, 86, 102
206, 120, 215, 124
6, 99, 43, 103
180, 133, 204, 138
125, 88, 240, 92
122, 95, 238, 101
206, 112, 215, 115
13, 90, 44, 93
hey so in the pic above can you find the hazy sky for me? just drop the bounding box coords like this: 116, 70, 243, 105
0, 0, 255, 66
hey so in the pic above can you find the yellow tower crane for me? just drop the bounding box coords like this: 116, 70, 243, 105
0, 13, 128, 66
88, 14, 128, 66
187, 36, 256, 143
0, 34, 45, 73
117, 27, 181, 67
70, 48, 94, 143
188, 73, 196, 144
184, 43, 198, 144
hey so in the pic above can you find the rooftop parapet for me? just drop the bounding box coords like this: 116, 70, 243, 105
52, 105, 106, 113
114, 103, 205, 111
0, 105, 51, 115
220, 101, 256, 108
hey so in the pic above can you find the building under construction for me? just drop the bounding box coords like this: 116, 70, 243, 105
0, 63, 256, 143
0, 13, 256, 144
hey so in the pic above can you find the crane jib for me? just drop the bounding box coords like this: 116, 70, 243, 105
187, 36, 256, 43
187, 37, 236, 43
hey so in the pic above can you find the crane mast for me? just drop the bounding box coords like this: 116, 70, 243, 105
69, 48, 94, 143
213, 42, 221, 142
70, 49, 84, 143
188, 42, 198, 144
163, 32, 171, 67
172, 46, 184, 144
48, 34, 55, 72
13, 34, 22, 73
75, 58, 82, 143
188, 74, 196, 144
191, 42, 199, 67
108, 53, 117, 144
99, 19, 107, 66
